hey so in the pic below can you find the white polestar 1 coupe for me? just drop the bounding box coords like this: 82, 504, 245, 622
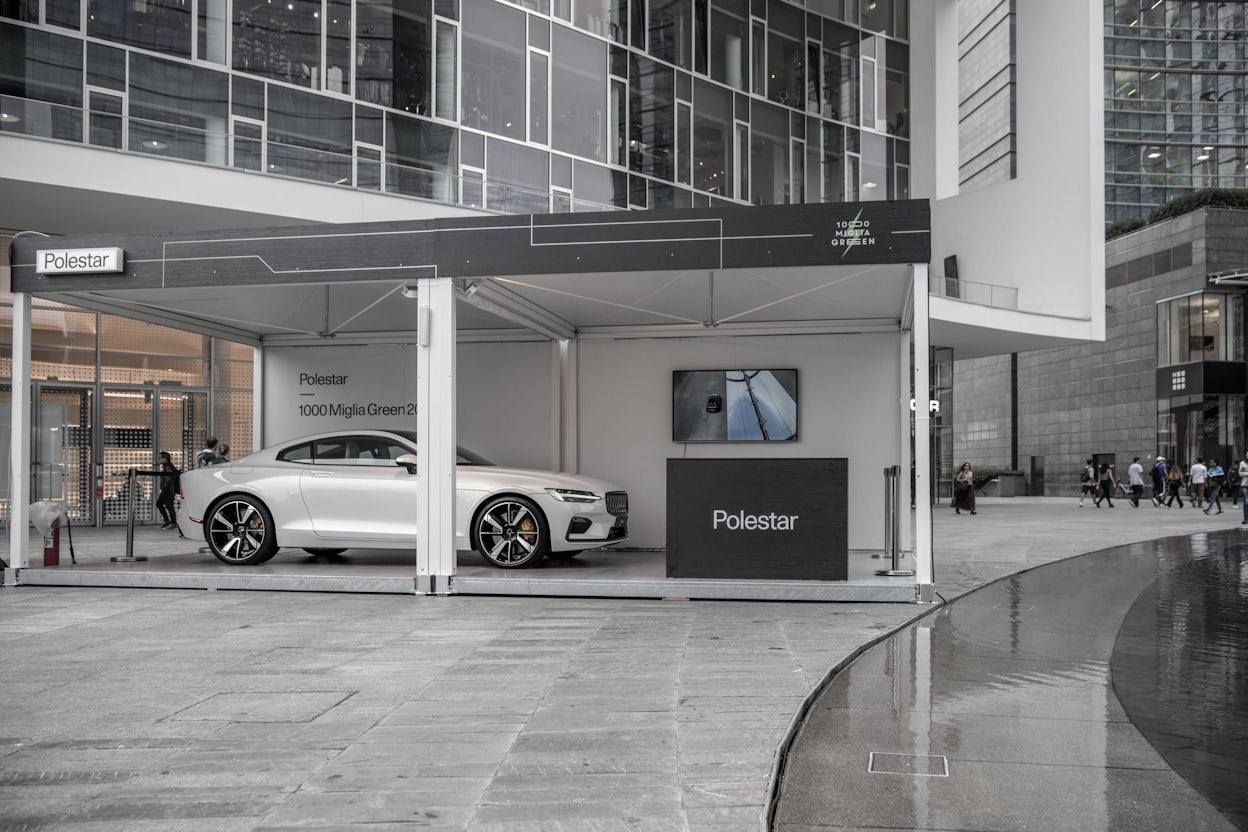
176, 429, 629, 568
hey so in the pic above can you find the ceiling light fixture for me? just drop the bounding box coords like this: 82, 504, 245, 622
1197, 154, 1210, 161
863, 181, 877, 189
1147, 150, 1162, 159
0, 112, 20, 123
142, 139, 168, 150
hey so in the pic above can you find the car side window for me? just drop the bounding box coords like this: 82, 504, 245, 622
312, 438, 349, 463
277, 442, 313, 463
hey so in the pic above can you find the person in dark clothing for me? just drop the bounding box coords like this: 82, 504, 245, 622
1149, 457, 1167, 506
952, 462, 976, 515
156, 451, 181, 529
1165, 463, 1186, 509
1094, 463, 1117, 507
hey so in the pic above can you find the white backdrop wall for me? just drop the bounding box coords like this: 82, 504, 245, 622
576, 333, 902, 550
260, 333, 900, 552
261, 342, 554, 468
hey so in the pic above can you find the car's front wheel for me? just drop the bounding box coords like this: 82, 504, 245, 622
205, 495, 278, 565
473, 496, 549, 568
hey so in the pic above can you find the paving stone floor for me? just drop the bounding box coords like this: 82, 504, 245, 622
0, 497, 1241, 831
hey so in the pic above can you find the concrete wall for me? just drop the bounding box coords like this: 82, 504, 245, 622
954, 209, 1248, 495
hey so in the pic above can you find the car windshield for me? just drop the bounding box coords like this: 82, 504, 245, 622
389, 430, 493, 466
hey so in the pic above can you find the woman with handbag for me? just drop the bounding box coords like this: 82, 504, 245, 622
953, 462, 976, 515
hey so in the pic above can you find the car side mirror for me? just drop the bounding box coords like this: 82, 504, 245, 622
395, 453, 419, 474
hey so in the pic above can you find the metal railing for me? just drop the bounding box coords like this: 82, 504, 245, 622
928, 274, 1020, 311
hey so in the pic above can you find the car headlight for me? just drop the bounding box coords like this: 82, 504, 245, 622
546, 488, 602, 503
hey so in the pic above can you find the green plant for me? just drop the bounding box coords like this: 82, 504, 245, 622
1106, 188, 1248, 240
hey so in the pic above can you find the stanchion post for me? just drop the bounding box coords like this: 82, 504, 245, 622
111, 467, 150, 563
877, 464, 914, 577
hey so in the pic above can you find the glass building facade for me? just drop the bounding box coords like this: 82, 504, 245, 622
1, 0, 910, 213
1106, 0, 1248, 223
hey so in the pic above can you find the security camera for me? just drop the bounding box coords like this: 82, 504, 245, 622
400, 284, 419, 299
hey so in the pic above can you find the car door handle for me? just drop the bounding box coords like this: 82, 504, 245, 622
310, 471, 333, 477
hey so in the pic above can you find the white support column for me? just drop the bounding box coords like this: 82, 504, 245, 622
898, 330, 913, 554
8, 293, 32, 571
912, 264, 934, 600
416, 276, 457, 593
252, 345, 265, 451
560, 339, 578, 474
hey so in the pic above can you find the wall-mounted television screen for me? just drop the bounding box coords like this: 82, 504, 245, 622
672, 369, 798, 442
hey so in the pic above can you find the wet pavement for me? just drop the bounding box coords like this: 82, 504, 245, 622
773, 532, 1247, 831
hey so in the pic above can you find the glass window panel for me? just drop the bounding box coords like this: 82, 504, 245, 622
88, 0, 190, 57
461, 128, 485, 165
385, 110, 457, 201
436, 0, 459, 19
676, 100, 691, 185
530, 50, 548, 144
232, 0, 321, 87
232, 120, 263, 170
129, 53, 229, 164
89, 91, 123, 148
355, 104, 384, 145
0, 23, 83, 107
357, 145, 382, 188
630, 0, 645, 49
231, 76, 264, 118
551, 152, 573, 186
859, 128, 885, 199
649, 0, 690, 68
575, 0, 625, 41
573, 159, 626, 208
46, 0, 78, 28
461, 0, 524, 139
822, 122, 843, 201
266, 84, 353, 182
822, 22, 857, 122
87, 42, 125, 90
692, 78, 730, 196
709, 0, 747, 90
0, 0, 37, 22
325, 0, 353, 93
461, 167, 484, 206
750, 99, 785, 204
859, 0, 888, 34
356, 0, 432, 113
750, 19, 765, 95
551, 24, 607, 162
790, 139, 804, 202
694, 0, 707, 73
0, 307, 96, 382
806, 137, 819, 200
733, 119, 747, 198
629, 53, 673, 179
629, 172, 647, 207
609, 76, 625, 164
99, 316, 210, 386
435, 19, 457, 119
487, 136, 548, 212
530, 14, 550, 48
845, 151, 858, 200
198, 0, 228, 64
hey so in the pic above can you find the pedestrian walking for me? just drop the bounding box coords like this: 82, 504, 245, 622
1079, 458, 1097, 507
1127, 457, 1145, 507
1166, 463, 1186, 508
953, 462, 977, 515
1240, 452, 1248, 524
1149, 456, 1167, 506
155, 451, 181, 529
1094, 463, 1117, 507
197, 436, 221, 467
1189, 458, 1208, 509
1204, 459, 1225, 515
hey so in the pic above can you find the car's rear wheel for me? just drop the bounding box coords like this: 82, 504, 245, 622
206, 495, 278, 565
473, 496, 549, 568
303, 548, 347, 556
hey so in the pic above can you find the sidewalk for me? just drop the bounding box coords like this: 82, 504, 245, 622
0, 497, 1240, 831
